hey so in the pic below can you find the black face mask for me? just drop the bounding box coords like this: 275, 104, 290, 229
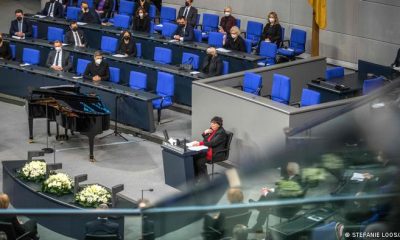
72, 26, 78, 31
123, 36, 130, 40
16, 16, 22, 21
83, 7, 88, 11
185, 2, 189, 6
50, 0, 55, 3
179, 24, 185, 27
0, 39, 2, 44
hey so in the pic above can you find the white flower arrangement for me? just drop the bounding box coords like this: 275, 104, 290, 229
18, 161, 47, 182
42, 173, 73, 196
75, 184, 111, 208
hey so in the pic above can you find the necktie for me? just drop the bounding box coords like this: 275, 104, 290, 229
48, 3, 54, 17
183, 7, 188, 18
73, 31, 81, 46
18, 21, 22, 32
54, 51, 60, 66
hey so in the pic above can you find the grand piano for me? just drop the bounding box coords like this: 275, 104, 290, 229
27, 85, 111, 161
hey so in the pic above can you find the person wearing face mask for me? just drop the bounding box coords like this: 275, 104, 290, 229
0, 35, 12, 60
45, 40, 73, 72
84, 51, 110, 81
65, 21, 87, 47
223, 26, 246, 52
41, 0, 64, 18
173, 16, 194, 42
9, 9, 32, 38
201, 47, 222, 77
78, 1, 101, 24
260, 11, 282, 47
218, 7, 236, 34
177, 0, 198, 28
134, 0, 150, 15
94, 0, 114, 19
117, 31, 137, 56
133, 8, 150, 32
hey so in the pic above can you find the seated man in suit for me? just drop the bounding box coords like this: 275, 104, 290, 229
86, 204, 120, 238
84, 51, 110, 81
46, 40, 72, 72
223, 26, 246, 52
9, 9, 32, 38
41, 0, 64, 18
65, 21, 87, 47
0, 193, 39, 240
201, 47, 222, 77
177, 0, 198, 28
78, 1, 101, 24
173, 16, 194, 42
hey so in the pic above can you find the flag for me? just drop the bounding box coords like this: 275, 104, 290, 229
308, 0, 327, 29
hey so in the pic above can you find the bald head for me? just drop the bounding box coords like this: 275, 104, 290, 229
0, 194, 10, 209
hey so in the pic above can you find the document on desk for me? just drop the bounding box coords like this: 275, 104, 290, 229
350, 172, 365, 182
190, 71, 201, 75
62, 43, 69, 46
20, 63, 31, 67
188, 146, 208, 151
156, 24, 163, 27
112, 54, 128, 58
12, 36, 23, 40
77, 22, 87, 26
72, 76, 83, 79
216, 48, 231, 53
168, 39, 179, 43
34, 15, 47, 18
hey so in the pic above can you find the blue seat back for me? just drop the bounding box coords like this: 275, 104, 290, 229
290, 28, 307, 53
311, 222, 337, 240
202, 13, 219, 32
281, 26, 285, 42
66, 7, 80, 21
162, 22, 178, 38
136, 43, 142, 58
259, 41, 277, 65
118, 0, 135, 16
325, 67, 345, 80
78, 0, 93, 8
48, 27, 64, 42
208, 32, 223, 48
246, 21, 263, 42
10, 44, 16, 60
235, 18, 241, 29
243, 72, 262, 95
193, 29, 202, 42
149, 4, 157, 19
113, 14, 131, 29
109, 67, 120, 83
244, 39, 252, 53
154, 47, 172, 64
22, 48, 40, 65
76, 58, 91, 75
182, 52, 200, 70
32, 25, 38, 39
149, 21, 155, 34
101, 36, 118, 53
196, 13, 201, 26
363, 77, 384, 95
129, 71, 147, 90
301, 89, 321, 107
223, 61, 229, 74
157, 72, 175, 97
160, 7, 176, 24
271, 73, 291, 104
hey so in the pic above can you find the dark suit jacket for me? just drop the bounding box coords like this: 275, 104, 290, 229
173, 24, 194, 42
95, 0, 114, 18
224, 35, 246, 52
86, 218, 120, 237
0, 41, 12, 60
201, 55, 222, 77
117, 39, 136, 56
134, 0, 150, 14
64, 29, 87, 46
201, 127, 228, 162
219, 15, 236, 33
45, 50, 72, 72
261, 23, 282, 46
83, 61, 110, 81
78, 8, 101, 24
132, 15, 150, 32
178, 6, 198, 27
0, 216, 26, 237
9, 19, 33, 37
41, 1, 64, 18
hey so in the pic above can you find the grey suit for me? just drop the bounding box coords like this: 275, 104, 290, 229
45, 50, 72, 72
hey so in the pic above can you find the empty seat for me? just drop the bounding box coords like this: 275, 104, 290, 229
363, 77, 384, 95
100, 36, 118, 53
148, 4, 157, 20
201, 13, 219, 38
277, 28, 307, 59
325, 66, 344, 80
118, 0, 135, 16
136, 43, 142, 58
152, 72, 175, 123
244, 39, 252, 53
193, 29, 202, 43
10, 44, 16, 60
154, 47, 172, 64
109, 67, 120, 83
242, 72, 262, 95
294, 88, 321, 107
76, 58, 91, 75
245, 21, 263, 44
182, 52, 200, 70
47, 27, 64, 42
129, 71, 147, 90
235, 18, 241, 29
223, 61, 229, 75
208, 32, 223, 48
22, 48, 40, 65
269, 74, 291, 104
258, 41, 277, 66
66, 6, 80, 21
162, 22, 178, 38
154, 6, 176, 32
113, 14, 131, 29
32, 25, 38, 39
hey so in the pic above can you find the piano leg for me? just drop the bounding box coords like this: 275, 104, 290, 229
88, 134, 95, 162
28, 116, 34, 143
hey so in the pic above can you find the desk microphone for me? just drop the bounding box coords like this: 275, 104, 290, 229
141, 188, 154, 200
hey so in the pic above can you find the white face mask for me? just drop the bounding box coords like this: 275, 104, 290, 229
224, 12, 230, 17
55, 47, 62, 52
269, 18, 275, 23
231, 34, 237, 39
139, 13, 144, 18
95, 59, 102, 65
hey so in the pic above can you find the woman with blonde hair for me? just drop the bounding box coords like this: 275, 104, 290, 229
260, 11, 282, 47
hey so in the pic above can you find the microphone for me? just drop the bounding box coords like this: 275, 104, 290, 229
141, 188, 154, 200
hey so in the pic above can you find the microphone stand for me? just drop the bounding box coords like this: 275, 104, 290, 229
42, 101, 54, 153
100, 93, 128, 141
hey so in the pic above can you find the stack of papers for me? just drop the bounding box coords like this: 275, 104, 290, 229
20, 63, 30, 67
12, 36, 23, 40
62, 43, 69, 46
168, 39, 179, 43
34, 15, 47, 18
216, 48, 231, 53
190, 71, 200, 75
77, 22, 87, 26
112, 54, 128, 58
186, 141, 208, 151
350, 172, 365, 182
72, 76, 83, 79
